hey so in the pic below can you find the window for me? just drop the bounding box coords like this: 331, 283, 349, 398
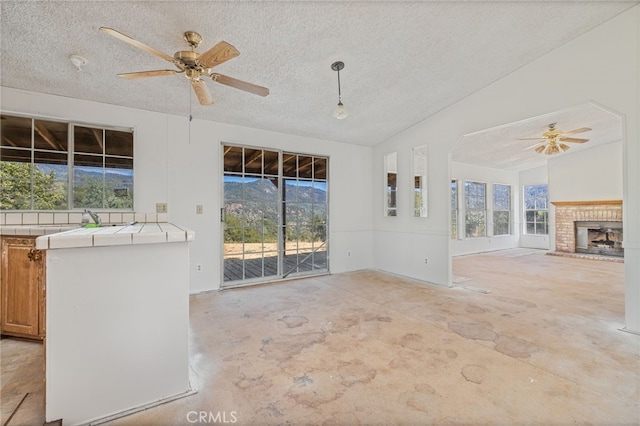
524, 184, 548, 235
493, 184, 511, 236
0, 114, 133, 210
465, 181, 486, 238
451, 180, 458, 239
412, 145, 428, 217
384, 152, 397, 216
222, 145, 328, 284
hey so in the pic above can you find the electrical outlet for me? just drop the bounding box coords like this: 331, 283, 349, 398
348, 251, 351, 256
196, 205, 203, 215
424, 258, 429, 264
156, 203, 168, 213
196, 264, 203, 272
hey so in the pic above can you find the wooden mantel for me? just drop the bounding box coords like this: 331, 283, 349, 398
551, 200, 622, 207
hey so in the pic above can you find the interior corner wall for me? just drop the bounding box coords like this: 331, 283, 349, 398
372, 4, 639, 330
450, 162, 520, 256
0, 87, 375, 294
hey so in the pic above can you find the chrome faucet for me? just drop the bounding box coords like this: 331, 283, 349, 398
83, 209, 102, 226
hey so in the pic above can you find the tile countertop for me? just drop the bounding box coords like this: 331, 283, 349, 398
1, 224, 80, 236
30, 223, 195, 250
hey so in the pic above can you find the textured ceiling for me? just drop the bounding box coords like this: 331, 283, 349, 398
0, 1, 635, 158
452, 102, 623, 171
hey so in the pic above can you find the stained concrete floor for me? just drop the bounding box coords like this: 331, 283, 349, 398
2, 249, 639, 425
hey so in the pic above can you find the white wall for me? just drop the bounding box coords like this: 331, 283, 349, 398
450, 162, 520, 256
373, 137, 452, 286
547, 141, 623, 252
164, 115, 374, 292
548, 141, 623, 202
0, 87, 374, 293
45, 242, 190, 425
373, 6, 639, 332
519, 165, 550, 250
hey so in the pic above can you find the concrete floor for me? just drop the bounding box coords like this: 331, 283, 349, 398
2, 248, 639, 425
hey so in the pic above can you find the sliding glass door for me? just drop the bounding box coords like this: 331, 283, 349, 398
222, 145, 328, 286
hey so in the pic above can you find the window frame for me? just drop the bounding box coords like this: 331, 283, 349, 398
0, 112, 134, 211
384, 152, 398, 217
492, 183, 512, 236
451, 179, 458, 239
523, 184, 549, 235
464, 180, 487, 238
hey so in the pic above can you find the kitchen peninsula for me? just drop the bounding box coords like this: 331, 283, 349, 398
37, 222, 195, 425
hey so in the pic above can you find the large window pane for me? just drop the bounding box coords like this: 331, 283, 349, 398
524, 184, 548, 235
313, 157, 327, 180
385, 152, 397, 217
74, 126, 103, 154
73, 163, 104, 209
1, 114, 133, 211
223, 146, 328, 285
244, 148, 263, 175
298, 156, 313, 179
0, 161, 31, 209
451, 180, 458, 239
493, 184, 511, 236
412, 145, 428, 217
465, 181, 486, 238
105, 129, 133, 157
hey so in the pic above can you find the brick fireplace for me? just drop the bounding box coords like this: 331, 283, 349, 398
551, 200, 623, 258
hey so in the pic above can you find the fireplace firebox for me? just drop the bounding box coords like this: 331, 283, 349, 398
575, 221, 623, 257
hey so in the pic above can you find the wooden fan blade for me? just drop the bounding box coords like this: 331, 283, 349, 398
192, 79, 213, 105
118, 70, 181, 79
197, 41, 240, 68
535, 145, 546, 154
210, 73, 269, 97
563, 127, 591, 135
517, 138, 545, 141
559, 137, 589, 143
100, 27, 175, 63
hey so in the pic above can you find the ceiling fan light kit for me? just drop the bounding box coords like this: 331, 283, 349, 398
520, 122, 591, 155
99, 27, 269, 105
331, 61, 348, 119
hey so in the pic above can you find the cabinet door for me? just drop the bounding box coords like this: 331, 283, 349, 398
1, 237, 43, 338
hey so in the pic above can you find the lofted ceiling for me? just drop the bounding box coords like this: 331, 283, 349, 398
452, 102, 624, 171
0, 1, 636, 166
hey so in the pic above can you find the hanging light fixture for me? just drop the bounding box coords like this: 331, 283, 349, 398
331, 61, 348, 119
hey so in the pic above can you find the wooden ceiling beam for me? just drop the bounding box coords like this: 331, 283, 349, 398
34, 122, 64, 151
91, 128, 104, 152
244, 150, 262, 167
2, 135, 18, 147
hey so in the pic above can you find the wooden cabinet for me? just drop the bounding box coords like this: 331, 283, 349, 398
1, 236, 46, 339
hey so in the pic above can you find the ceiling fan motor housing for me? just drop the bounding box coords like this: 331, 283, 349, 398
183, 31, 202, 48
174, 50, 199, 66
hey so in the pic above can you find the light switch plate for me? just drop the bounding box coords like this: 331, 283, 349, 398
196, 205, 203, 215
156, 203, 168, 213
